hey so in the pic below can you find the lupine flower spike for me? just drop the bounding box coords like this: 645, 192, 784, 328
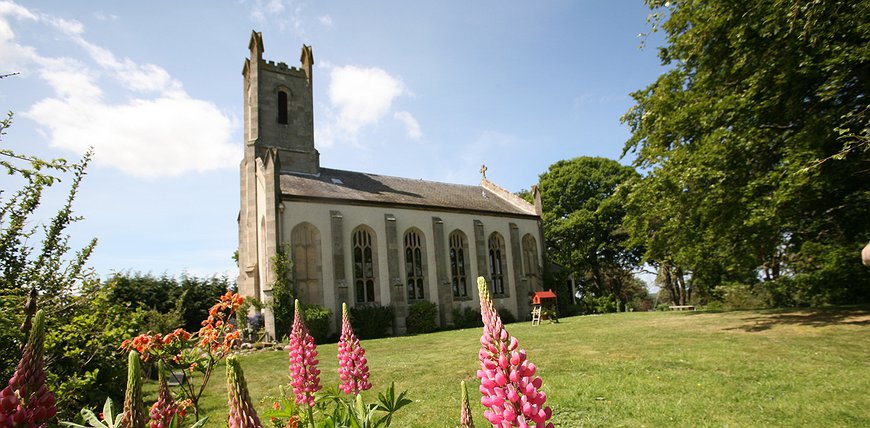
226, 356, 262, 428
0, 310, 57, 428
458, 380, 475, 428
288, 300, 321, 408
337, 302, 372, 395
150, 360, 182, 428
476, 277, 553, 428
120, 350, 147, 428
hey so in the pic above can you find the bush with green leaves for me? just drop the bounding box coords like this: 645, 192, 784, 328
714, 282, 773, 311
299, 304, 332, 343
406, 301, 438, 334
583, 295, 617, 314
451, 306, 483, 329
350, 305, 394, 339
0, 118, 156, 419
107, 272, 231, 333
497, 307, 517, 324
269, 245, 296, 338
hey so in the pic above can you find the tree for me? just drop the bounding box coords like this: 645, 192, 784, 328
270, 244, 295, 338
107, 272, 231, 332
538, 157, 642, 305
1, 112, 96, 381
0, 112, 140, 418
621, 0, 870, 305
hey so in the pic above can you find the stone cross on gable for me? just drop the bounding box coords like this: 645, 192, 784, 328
479, 164, 488, 180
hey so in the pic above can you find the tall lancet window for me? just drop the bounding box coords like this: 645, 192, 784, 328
352, 227, 376, 303
277, 90, 288, 124
449, 230, 469, 298
488, 232, 507, 295
404, 229, 426, 301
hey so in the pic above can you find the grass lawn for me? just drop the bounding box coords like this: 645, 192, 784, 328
160, 307, 869, 427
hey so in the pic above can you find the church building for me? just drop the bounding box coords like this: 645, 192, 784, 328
237, 32, 546, 339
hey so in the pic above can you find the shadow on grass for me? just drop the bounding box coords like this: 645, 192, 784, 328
724, 306, 870, 332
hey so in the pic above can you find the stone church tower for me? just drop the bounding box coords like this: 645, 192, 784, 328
238, 31, 319, 337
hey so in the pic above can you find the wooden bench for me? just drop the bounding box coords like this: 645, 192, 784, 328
669, 305, 695, 311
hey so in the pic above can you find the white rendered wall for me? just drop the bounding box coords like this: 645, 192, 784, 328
278, 200, 543, 322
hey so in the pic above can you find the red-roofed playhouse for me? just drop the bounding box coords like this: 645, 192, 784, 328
531, 289, 558, 325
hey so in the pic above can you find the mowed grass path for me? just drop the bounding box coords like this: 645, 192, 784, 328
181, 308, 869, 427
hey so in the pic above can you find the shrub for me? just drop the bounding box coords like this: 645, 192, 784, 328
767, 242, 870, 307
561, 304, 584, 317
300, 304, 332, 343
451, 307, 483, 329
406, 301, 438, 334
704, 300, 724, 311
584, 295, 617, 314
497, 307, 517, 324
350, 305, 394, 339
714, 282, 773, 310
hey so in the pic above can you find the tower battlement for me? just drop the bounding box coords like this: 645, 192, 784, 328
261, 60, 307, 77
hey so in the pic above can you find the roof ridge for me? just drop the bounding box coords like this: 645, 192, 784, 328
315, 167, 484, 189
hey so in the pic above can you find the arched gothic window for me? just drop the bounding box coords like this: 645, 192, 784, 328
404, 229, 426, 301
352, 227, 376, 303
488, 232, 507, 295
522, 233, 539, 278
291, 223, 323, 305
277, 90, 288, 124
449, 230, 469, 298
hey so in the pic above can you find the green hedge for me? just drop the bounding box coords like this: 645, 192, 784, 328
406, 301, 438, 334
451, 307, 483, 329
350, 305, 394, 339
497, 307, 517, 324
300, 304, 332, 343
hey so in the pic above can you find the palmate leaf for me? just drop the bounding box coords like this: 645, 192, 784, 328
374, 382, 411, 427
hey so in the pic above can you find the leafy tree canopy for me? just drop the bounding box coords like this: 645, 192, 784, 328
621, 0, 870, 305
538, 156, 642, 302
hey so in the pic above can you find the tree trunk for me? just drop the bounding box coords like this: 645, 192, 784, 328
674, 266, 687, 306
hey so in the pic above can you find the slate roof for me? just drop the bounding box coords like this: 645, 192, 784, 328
279, 167, 537, 217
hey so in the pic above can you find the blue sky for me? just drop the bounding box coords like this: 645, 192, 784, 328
0, 1, 666, 281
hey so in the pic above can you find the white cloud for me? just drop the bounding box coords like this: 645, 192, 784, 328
0, 1, 38, 70
0, 1, 36, 23
1, 1, 237, 179
327, 65, 405, 136
394, 110, 422, 140
92, 11, 118, 22
318, 15, 332, 27
250, 0, 286, 22
28, 94, 235, 179
248, 0, 307, 36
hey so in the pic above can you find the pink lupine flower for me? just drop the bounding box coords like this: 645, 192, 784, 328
337, 303, 372, 395
150, 361, 181, 428
288, 300, 321, 408
0, 310, 57, 428
120, 350, 146, 428
459, 380, 475, 428
226, 356, 263, 428
476, 277, 553, 428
